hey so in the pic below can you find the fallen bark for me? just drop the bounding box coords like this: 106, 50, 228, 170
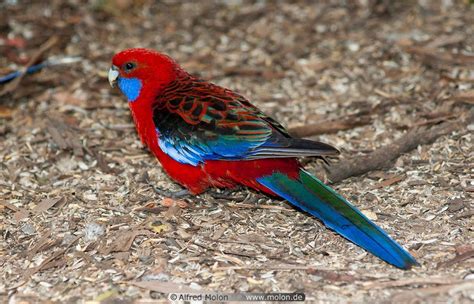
328, 110, 473, 183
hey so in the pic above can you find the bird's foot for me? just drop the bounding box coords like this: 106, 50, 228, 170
206, 188, 234, 199
205, 188, 249, 202
149, 183, 191, 199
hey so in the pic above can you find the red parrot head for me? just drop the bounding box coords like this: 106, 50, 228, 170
108, 48, 178, 103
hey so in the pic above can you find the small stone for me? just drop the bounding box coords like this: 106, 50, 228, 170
361, 210, 378, 221
142, 272, 170, 282
21, 223, 36, 235
84, 222, 105, 241
447, 198, 465, 213
347, 41, 360, 52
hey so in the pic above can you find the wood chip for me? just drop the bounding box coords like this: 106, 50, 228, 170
13, 208, 30, 222
371, 175, 405, 189
129, 280, 203, 294
307, 268, 356, 282
436, 249, 474, 269
403, 45, 474, 67
32, 197, 64, 214
452, 91, 474, 105
22, 235, 80, 279
391, 281, 474, 303
0, 106, 14, 118
99, 229, 151, 255
0, 201, 20, 212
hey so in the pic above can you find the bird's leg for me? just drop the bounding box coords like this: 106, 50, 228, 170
206, 188, 235, 199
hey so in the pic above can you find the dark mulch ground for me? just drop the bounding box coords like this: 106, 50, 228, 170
1, 1, 473, 303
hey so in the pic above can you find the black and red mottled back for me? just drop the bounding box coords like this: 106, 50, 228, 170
151, 71, 339, 166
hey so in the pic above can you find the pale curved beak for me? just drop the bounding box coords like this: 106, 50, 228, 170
108, 65, 119, 87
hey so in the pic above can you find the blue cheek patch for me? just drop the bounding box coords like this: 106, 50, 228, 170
118, 77, 142, 102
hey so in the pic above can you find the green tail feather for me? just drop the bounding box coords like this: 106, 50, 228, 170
257, 169, 419, 269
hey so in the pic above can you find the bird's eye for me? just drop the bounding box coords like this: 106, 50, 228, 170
124, 62, 136, 72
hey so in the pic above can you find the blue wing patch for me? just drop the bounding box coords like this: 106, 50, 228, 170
157, 129, 264, 166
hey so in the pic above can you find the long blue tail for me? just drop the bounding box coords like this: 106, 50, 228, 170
257, 169, 419, 269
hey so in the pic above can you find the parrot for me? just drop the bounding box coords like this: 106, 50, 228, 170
108, 48, 418, 269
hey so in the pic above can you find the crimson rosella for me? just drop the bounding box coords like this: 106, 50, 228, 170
108, 48, 418, 269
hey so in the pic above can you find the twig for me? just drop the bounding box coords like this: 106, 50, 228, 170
289, 115, 372, 137
451, 91, 474, 105
214, 265, 311, 271
424, 34, 465, 49
186, 236, 293, 263
363, 277, 463, 289
307, 268, 356, 283
218, 67, 285, 80
192, 238, 261, 259
0, 36, 58, 97
437, 249, 474, 269
411, 113, 457, 128
328, 110, 474, 183
0, 201, 20, 212
391, 281, 474, 302
20, 235, 80, 281
289, 93, 422, 138
227, 203, 294, 211
453, 210, 474, 220
403, 45, 474, 67
129, 280, 205, 294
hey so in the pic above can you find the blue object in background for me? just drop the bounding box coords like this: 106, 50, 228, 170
0, 56, 81, 84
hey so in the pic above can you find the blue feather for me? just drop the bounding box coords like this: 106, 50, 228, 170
257, 170, 419, 269
0, 63, 46, 84
156, 129, 264, 166
118, 77, 142, 102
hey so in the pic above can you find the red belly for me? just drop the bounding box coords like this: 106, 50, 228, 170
149, 144, 300, 195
